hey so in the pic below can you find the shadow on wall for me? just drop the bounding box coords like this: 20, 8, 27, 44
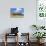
2, 28, 11, 34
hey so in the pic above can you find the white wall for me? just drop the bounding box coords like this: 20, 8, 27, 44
0, 0, 36, 42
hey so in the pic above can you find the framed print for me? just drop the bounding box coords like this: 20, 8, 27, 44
36, 0, 46, 26
10, 8, 24, 18
37, 0, 46, 19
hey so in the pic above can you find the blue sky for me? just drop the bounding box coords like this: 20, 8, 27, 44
10, 8, 24, 14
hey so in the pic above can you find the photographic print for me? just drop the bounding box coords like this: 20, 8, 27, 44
10, 8, 24, 18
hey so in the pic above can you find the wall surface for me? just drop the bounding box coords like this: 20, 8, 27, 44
0, 0, 36, 42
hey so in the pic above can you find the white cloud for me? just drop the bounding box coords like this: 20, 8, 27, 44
16, 8, 22, 12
